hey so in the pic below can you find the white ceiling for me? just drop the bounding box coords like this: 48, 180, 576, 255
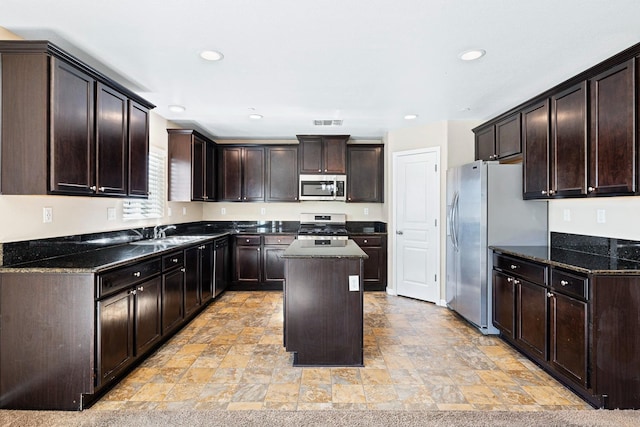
2, 0, 640, 140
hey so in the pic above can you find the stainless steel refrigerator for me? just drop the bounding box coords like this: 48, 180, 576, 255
446, 160, 548, 334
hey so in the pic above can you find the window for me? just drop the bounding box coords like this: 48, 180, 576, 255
123, 149, 165, 220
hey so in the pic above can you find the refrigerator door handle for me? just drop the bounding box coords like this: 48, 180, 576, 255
451, 191, 460, 251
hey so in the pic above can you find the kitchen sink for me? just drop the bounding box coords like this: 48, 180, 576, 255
130, 235, 211, 246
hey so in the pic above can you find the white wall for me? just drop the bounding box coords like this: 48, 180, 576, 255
549, 197, 640, 240
384, 120, 479, 300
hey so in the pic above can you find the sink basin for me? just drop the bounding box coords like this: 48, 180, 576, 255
130, 235, 211, 246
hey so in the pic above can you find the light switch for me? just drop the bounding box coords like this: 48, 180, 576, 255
349, 275, 360, 291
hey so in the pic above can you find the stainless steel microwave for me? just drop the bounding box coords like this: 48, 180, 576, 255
299, 174, 347, 201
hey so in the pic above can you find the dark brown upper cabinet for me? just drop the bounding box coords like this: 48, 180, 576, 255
218, 146, 265, 202
167, 129, 216, 202
0, 41, 154, 197
297, 135, 348, 174
589, 59, 636, 196
266, 145, 299, 202
551, 82, 588, 197
346, 144, 384, 203
474, 114, 521, 161
522, 100, 551, 199
95, 82, 128, 196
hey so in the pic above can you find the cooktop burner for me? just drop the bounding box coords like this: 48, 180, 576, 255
297, 213, 348, 241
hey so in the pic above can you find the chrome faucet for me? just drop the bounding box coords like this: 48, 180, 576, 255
153, 224, 176, 239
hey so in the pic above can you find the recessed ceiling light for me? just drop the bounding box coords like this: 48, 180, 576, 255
168, 104, 186, 113
200, 50, 224, 61
404, 114, 418, 120
459, 49, 486, 61
249, 114, 263, 120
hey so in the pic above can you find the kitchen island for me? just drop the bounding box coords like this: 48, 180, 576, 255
282, 240, 368, 366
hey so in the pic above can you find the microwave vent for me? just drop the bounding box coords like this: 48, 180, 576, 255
313, 119, 343, 126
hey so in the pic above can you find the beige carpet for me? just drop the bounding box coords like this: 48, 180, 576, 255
2, 409, 640, 427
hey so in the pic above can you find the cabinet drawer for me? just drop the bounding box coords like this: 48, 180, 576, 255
551, 269, 588, 300
236, 235, 261, 246
493, 253, 547, 284
351, 236, 382, 247
162, 251, 184, 271
264, 235, 295, 245
99, 258, 161, 298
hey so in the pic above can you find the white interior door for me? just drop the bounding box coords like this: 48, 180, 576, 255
394, 149, 440, 303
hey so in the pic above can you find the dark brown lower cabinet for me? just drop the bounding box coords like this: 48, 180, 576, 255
184, 246, 201, 317
97, 275, 162, 388
493, 250, 640, 409
162, 258, 185, 334
549, 291, 587, 388
232, 234, 295, 290
516, 279, 547, 361
492, 271, 515, 338
350, 235, 387, 291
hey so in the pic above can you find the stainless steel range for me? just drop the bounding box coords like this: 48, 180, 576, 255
297, 213, 348, 247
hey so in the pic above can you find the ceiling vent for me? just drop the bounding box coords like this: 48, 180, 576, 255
313, 119, 343, 126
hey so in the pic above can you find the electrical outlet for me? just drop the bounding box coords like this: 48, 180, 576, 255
364, 208, 369, 216
43, 207, 53, 223
182, 207, 187, 215
167, 207, 172, 217
107, 207, 116, 221
563, 209, 571, 222
348, 275, 360, 291
597, 209, 606, 223
260, 207, 266, 215
221, 207, 226, 215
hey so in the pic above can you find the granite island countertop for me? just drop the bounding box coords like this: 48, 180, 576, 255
490, 245, 640, 274
283, 240, 368, 259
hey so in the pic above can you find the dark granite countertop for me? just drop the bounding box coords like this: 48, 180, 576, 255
0, 232, 230, 273
491, 245, 640, 274
283, 240, 368, 259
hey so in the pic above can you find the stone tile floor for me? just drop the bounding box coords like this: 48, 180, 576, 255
91, 291, 592, 411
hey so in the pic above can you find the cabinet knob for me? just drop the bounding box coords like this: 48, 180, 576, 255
548, 190, 555, 195
588, 186, 596, 193
133, 271, 141, 277
510, 264, 518, 270
560, 280, 569, 286
180, 268, 186, 272
172, 258, 178, 263
90, 185, 97, 191
129, 289, 137, 295
507, 277, 513, 283
243, 197, 247, 200
547, 292, 554, 298
364, 239, 368, 243
541, 190, 548, 195
99, 187, 105, 192
137, 286, 144, 292
318, 169, 322, 172
246, 239, 250, 243
324, 169, 327, 172
513, 279, 520, 285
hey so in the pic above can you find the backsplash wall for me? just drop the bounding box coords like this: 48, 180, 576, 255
549, 197, 640, 241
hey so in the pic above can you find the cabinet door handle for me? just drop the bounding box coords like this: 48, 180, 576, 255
588, 186, 596, 193
510, 264, 518, 270
560, 280, 569, 286
133, 271, 141, 277
547, 292, 554, 298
